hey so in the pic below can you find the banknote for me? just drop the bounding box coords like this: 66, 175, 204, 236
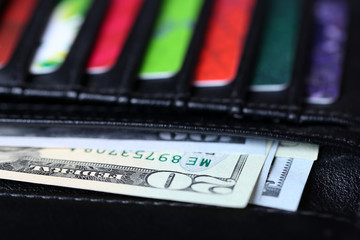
275, 141, 319, 160
0, 143, 274, 208
251, 157, 314, 211
0, 126, 267, 154
249, 141, 279, 204
250, 141, 318, 211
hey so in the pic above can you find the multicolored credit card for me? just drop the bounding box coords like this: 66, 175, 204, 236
139, 0, 204, 80
305, 0, 349, 104
30, 0, 93, 74
250, 0, 302, 91
0, 0, 39, 68
193, 0, 256, 87
87, 0, 144, 74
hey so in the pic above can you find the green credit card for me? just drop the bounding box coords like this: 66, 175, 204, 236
251, 0, 302, 91
139, 0, 204, 79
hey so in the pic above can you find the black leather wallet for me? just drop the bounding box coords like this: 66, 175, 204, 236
0, 0, 359, 239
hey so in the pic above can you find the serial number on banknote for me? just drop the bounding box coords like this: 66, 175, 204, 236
70, 148, 220, 167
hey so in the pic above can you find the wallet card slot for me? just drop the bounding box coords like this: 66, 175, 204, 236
304, 0, 349, 105
130, 0, 213, 108
243, 0, 311, 122
80, 0, 162, 103
172, 0, 214, 106
285, 0, 313, 121
0, 0, 57, 89
301, 0, 359, 126
25, 0, 109, 98
228, 0, 267, 115
188, 0, 266, 114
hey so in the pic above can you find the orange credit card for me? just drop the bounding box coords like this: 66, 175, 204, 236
193, 0, 256, 87
0, 0, 39, 68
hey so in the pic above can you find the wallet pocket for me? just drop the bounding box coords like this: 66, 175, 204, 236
0, 0, 358, 237
0, 119, 359, 221
302, 0, 360, 126
0, 0, 358, 127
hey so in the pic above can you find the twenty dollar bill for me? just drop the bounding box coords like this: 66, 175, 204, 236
0, 144, 273, 208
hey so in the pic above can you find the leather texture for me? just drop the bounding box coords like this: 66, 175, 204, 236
0, 0, 358, 238
0, 145, 358, 239
0, 108, 359, 238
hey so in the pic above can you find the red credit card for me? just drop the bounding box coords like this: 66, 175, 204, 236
193, 0, 256, 87
0, 0, 39, 68
87, 0, 144, 74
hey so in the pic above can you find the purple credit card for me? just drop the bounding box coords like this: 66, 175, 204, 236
306, 0, 349, 104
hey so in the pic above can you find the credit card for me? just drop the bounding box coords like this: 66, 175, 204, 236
0, 0, 39, 68
87, 0, 144, 74
251, 0, 302, 91
139, 0, 204, 80
193, 0, 256, 87
305, 0, 349, 104
30, 0, 93, 74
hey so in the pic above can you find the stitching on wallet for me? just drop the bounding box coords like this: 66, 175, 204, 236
0, 192, 357, 225
303, 110, 360, 120
189, 99, 360, 120
0, 192, 203, 208
131, 93, 175, 99
1, 116, 360, 149
189, 97, 232, 104
1, 101, 360, 122
251, 207, 357, 225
